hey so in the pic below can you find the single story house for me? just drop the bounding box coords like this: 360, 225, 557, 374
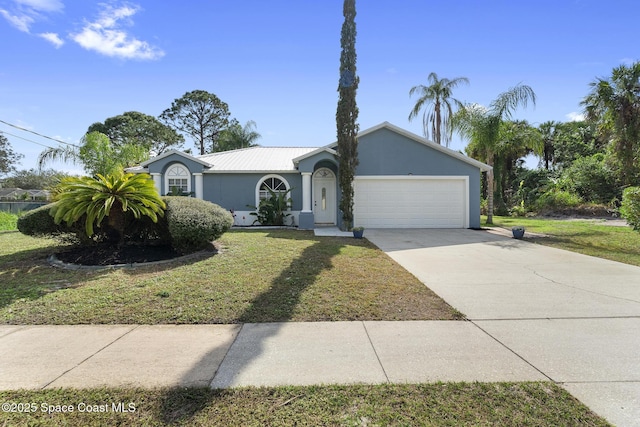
129, 122, 491, 229
0, 188, 51, 201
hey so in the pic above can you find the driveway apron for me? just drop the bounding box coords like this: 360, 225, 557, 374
366, 228, 640, 427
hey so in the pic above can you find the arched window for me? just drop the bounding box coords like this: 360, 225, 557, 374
255, 174, 290, 206
165, 163, 191, 195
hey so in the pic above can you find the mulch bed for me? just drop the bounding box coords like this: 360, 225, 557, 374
55, 243, 181, 266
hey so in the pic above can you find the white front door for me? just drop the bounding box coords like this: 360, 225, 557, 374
313, 168, 336, 224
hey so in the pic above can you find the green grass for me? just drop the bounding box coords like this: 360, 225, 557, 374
0, 229, 460, 324
485, 216, 640, 266
0, 383, 610, 426
0, 211, 18, 231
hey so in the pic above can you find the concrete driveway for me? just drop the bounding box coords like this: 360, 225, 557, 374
366, 228, 640, 427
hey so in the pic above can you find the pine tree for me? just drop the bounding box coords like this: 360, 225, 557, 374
336, 0, 359, 230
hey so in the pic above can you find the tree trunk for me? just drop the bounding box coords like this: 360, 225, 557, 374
486, 153, 494, 225
107, 200, 126, 247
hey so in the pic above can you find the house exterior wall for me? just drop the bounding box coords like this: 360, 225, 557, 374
145, 153, 208, 196
201, 173, 303, 212
297, 151, 338, 173
355, 127, 482, 228
140, 124, 485, 229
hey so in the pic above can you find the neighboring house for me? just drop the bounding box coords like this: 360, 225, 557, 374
0, 188, 51, 201
129, 122, 491, 229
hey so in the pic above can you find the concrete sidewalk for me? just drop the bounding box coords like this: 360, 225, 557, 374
0, 321, 546, 391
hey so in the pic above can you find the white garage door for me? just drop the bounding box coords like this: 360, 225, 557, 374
354, 176, 468, 228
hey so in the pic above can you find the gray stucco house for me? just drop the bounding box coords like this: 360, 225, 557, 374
130, 122, 491, 229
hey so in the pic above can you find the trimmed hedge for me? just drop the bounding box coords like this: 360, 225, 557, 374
17, 203, 58, 236
621, 187, 640, 231
17, 197, 234, 253
163, 197, 234, 254
17, 203, 94, 244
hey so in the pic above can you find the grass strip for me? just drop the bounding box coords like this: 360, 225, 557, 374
0, 383, 611, 426
486, 216, 640, 266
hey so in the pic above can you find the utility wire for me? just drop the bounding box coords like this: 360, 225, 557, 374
0, 119, 81, 148
0, 129, 58, 149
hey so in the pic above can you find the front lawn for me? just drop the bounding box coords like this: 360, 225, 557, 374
0, 383, 610, 426
486, 216, 640, 267
0, 229, 460, 324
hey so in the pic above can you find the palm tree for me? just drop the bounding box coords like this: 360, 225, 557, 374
218, 120, 261, 151
452, 84, 536, 224
409, 72, 469, 147
51, 172, 165, 246
538, 121, 559, 170
38, 132, 148, 176
582, 61, 640, 186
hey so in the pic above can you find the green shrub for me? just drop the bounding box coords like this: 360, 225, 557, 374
512, 168, 554, 209
535, 189, 582, 212
17, 203, 92, 244
17, 203, 63, 236
163, 197, 233, 254
559, 153, 620, 204
620, 187, 640, 231
248, 188, 293, 226
0, 211, 18, 231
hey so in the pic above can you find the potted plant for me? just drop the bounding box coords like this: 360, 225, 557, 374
352, 226, 365, 239
512, 226, 525, 239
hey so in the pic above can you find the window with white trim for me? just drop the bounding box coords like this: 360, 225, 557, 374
259, 176, 287, 200
165, 163, 191, 195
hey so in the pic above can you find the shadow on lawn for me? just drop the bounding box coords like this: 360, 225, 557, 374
0, 238, 216, 312
238, 231, 345, 322
157, 229, 349, 424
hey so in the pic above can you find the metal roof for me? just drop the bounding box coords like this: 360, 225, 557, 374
199, 146, 317, 172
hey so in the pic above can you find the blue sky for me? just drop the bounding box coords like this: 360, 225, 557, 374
1, 0, 638, 174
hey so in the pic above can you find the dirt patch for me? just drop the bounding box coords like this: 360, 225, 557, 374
55, 243, 181, 266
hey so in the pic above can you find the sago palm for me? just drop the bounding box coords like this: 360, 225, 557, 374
51, 172, 166, 246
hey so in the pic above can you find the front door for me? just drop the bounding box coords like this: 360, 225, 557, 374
313, 168, 336, 224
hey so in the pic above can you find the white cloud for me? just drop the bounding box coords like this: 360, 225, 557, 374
15, 0, 63, 13
70, 3, 164, 61
0, 0, 62, 33
0, 8, 34, 32
566, 112, 585, 122
39, 31, 63, 47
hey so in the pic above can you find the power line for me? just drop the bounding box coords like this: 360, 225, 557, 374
0, 129, 58, 150
0, 119, 81, 148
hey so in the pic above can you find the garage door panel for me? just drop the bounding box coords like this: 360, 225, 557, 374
354, 177, 466, 228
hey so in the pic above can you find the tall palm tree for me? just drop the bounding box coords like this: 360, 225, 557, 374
582, 61, 640, 186
409, 72, 469, 147
538, 121, 559, 170
452, 84, 536, 224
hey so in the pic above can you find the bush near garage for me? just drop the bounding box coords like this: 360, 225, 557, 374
163, 196, 234, 254
620, 187, 640, 231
